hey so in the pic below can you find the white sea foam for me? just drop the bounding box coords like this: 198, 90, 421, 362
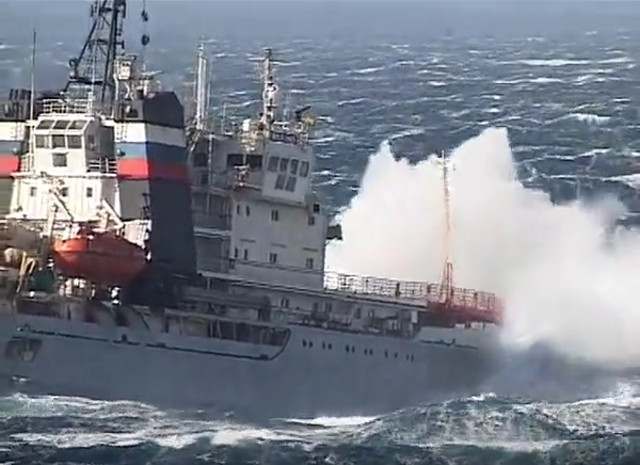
326, 128, 640, 368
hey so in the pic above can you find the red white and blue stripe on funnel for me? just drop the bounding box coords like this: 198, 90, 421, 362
115, 123, 189, 183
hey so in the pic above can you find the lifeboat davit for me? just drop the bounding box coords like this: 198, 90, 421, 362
52, 229, 146, 286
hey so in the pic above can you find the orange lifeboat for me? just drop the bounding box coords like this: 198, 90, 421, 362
51, 229, 146, 286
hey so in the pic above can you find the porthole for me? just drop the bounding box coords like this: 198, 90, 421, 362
322, 342, 326, 350
385, 350, 388, 359
328, 343, 332, 350
302, 340, 307, 348
308, 341, 313, 348
346, 345, 350, 353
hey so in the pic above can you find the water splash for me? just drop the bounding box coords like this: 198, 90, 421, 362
326, 128, 640, 368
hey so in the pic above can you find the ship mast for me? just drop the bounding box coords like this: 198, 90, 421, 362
260, 48, 278, 128
65, 0, 127, 112
439, 151, 454, 304
194, 41, 210, 132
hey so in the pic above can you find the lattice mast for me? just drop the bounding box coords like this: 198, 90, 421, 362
64, 0, 127, 112
439, 151, 454, 304
193, 42, 210, 132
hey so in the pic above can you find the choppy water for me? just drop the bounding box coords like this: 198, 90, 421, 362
2, 0, 640, 463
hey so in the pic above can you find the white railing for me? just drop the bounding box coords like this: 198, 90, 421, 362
40, 99, 96, 115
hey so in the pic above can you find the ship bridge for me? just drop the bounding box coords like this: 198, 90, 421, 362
8, 103, 119, 225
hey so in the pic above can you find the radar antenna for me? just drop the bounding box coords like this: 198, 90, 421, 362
65, 0, 127, 111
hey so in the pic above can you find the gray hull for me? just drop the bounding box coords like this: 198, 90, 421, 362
0, 311, 496, 420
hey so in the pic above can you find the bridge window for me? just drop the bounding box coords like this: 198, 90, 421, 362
52, 152, 67, 167
275, 173, 286, 190
36, 119, 55, 130
279, 158, 289, 172
52, 135, 65, 149
271, 209, 279, 221
305, 258, 314, 269
29, 186, 36, 197
300, 161, 309, 177
243, 249, 248, 260
60, 187, 68, 197
269, 253, 278, 264
66, 135, 82, 149
86, 187, 93, 198
68, 120, 86, 130
285, 176, 296, 192
290, 159, 299, 175
313, 203, 320, 213
35, 135, 49, 149
268, 156, 279, 172
52, 120, 70, 130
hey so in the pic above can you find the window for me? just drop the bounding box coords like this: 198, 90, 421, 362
227, 153, 244, 167
35, 135, 49, 149
313, 203, 320, 213
268, 156, 279, 172
86, 134, 96, 150
247, 154, 262, 170
281, 297, 289, 308
236, 204, 241, 215
355, 307, 361, 319
245, 205, 250, 216
275, 173, 286, 190
271, 209, 279, 222
305, 258, 314, 269
52, 135, 65, 149
66, 135, 82, 149
269, 253, 278, 264
234, 248, 239, 258
324, 302, 332, 313
285, 176, 296, 192
86, 187, 93, 198
36, 119, 54, 130
308, 215, 315, 226
52, 120, 70, 130
243, 249, 248, 260
60, 187, 68, 197
68, 120, 86, 130
300, 161, 309, 177
52, 152, 67, 167
29, 186, 36, 197
279, 157, 289, 172
199, 172, 209, 186
290, 159, 299, 175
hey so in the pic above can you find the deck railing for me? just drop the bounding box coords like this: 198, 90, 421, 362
323, 271, 503, 320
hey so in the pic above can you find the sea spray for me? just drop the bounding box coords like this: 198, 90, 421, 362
326, 128, 640, 368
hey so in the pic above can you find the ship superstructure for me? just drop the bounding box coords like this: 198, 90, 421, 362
0, 0, 503, 420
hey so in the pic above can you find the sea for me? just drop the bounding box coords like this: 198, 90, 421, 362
0, 1, 639, 464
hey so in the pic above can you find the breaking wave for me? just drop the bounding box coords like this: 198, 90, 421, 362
326, 128, 640, 369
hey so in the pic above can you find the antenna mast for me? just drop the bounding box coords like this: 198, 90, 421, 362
194, 41, 209, 132
65, 0, 127, 112
439, 151, 454, 303
260, 48, 277, 127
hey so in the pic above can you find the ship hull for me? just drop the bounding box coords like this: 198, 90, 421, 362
0, 309, 498, 421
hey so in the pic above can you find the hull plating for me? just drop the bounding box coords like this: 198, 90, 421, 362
0, 311, 496, 420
